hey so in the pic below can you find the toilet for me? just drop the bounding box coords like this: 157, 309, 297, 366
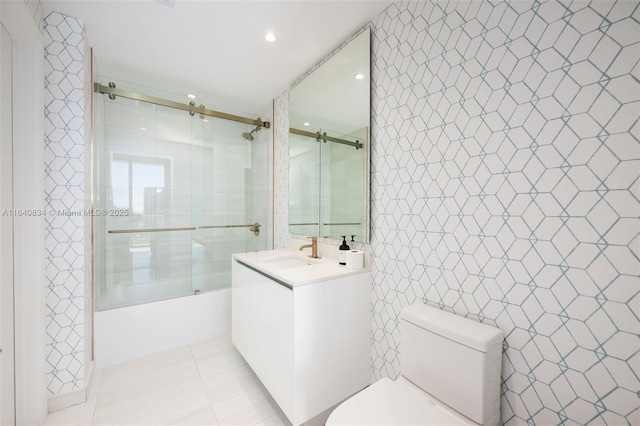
326, 303, 504, 425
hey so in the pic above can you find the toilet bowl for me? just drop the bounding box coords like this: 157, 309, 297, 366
326, 303, 504, 426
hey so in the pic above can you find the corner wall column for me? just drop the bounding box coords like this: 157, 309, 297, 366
43, 11, 93, 410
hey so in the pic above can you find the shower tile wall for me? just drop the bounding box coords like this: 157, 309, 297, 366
275, 0, 639, 424
44, 11, 91, 397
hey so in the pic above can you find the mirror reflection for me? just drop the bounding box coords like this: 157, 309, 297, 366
289, 28, 370, 243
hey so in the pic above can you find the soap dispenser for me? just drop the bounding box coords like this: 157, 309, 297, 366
339, 236, 350, 265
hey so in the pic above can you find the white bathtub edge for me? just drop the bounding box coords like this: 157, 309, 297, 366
94, 288, 231, 369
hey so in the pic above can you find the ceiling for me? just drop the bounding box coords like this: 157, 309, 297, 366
42, 0, 393, 115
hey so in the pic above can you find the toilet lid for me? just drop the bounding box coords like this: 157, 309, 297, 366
326, 377, 474, 426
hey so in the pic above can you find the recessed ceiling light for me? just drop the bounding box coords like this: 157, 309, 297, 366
265, 32, 276, 42
203, 119, 209, 122
354, 73, 365, 80
187, 94, 196, 99
303, 122, 311, 127
140, 127, 147, 131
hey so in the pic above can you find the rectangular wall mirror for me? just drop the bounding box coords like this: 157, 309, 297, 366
288, 27, 371, 243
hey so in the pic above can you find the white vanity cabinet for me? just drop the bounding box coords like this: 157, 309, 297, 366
231, 253, 371, 426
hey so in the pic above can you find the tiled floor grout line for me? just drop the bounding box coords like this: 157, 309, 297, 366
45, 338, 292, 426
200, 361, 266, 424
89, 370, 103, 426
192, 345, 280, 425
188, 342, 222, 425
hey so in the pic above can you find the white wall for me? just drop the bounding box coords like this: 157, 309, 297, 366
0, 13, 16, 426
12, 38, 47, 423
0, 0, 48, 424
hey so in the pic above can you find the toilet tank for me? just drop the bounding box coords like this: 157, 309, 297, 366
400, 304, 504, 425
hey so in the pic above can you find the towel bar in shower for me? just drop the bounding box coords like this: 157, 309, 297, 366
108, 227, 196, 234
108, 222, 261, 236
199, 222, 261, 236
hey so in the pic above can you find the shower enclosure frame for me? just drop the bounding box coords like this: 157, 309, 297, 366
93, 80, 271, 310
94, 82, 271, 129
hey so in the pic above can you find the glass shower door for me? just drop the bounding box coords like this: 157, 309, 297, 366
95, 80, 268, 311
191, 116, 264, 294
98, 99, 196, 309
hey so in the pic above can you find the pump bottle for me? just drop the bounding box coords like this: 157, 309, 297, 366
339, 236, 350, 265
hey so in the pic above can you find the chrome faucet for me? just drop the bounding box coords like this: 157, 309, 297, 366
299, 236, 320, 259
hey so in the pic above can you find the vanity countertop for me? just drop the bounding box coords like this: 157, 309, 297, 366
233, 248, 369, 287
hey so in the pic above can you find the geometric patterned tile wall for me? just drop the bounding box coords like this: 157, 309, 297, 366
274, 92, 290, 249
369, 1, 639, 424
44, 11, 87, 396
82, 14, 93, 388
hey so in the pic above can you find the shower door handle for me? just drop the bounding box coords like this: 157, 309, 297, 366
249, 222, 261, 236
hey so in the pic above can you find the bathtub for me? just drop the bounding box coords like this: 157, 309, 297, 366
94, 288, 231, 368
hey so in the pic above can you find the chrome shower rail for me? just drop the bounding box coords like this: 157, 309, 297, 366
94, 82, 270, 129
290, 127, 363, 149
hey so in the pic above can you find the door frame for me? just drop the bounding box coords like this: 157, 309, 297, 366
0, 2, 47, 425
0, 20, 16, 426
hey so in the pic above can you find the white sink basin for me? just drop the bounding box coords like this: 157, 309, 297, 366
264, 255, 322, 269
234, 248, 368, 287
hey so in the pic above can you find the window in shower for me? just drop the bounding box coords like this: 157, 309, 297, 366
111, 154, 170, 214
108, 155, 170, 286
93, 79, 270, 310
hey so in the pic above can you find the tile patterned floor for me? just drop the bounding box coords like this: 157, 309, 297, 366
44, 335, 292, 426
